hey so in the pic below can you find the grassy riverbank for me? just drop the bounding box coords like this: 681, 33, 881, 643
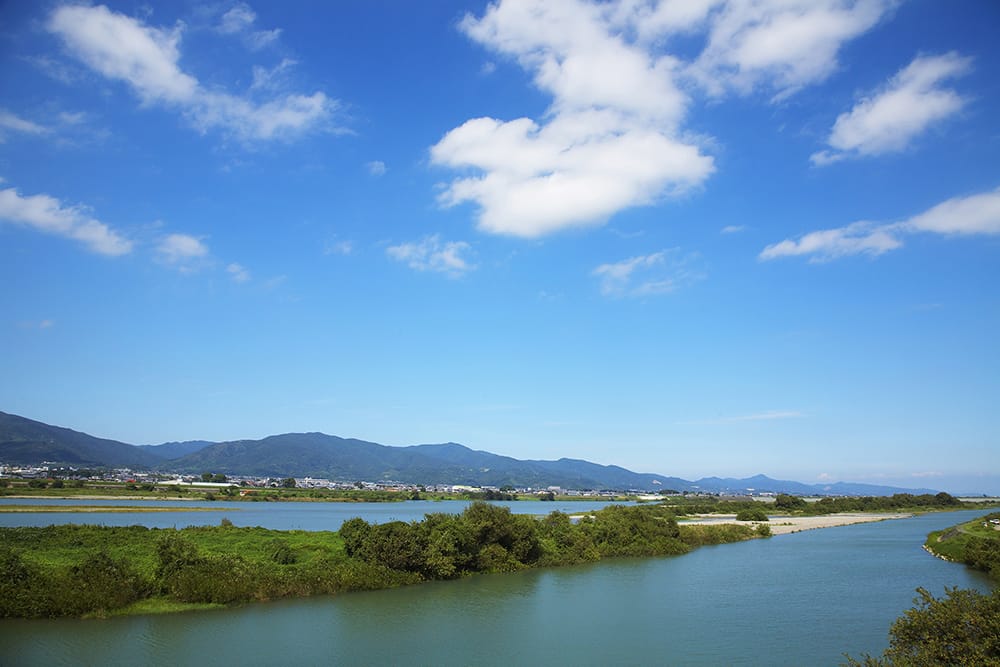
0, 502, 768, 619
924, 511, 1000, 580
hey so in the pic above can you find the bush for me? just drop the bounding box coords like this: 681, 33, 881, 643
63, 550, 149, 615
735, 508, 769, 522
846, 587, 1000, 666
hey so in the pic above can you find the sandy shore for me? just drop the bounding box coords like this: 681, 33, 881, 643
680, 512, 912, 535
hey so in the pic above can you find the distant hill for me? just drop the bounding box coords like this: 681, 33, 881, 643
683, 474, 939, 496
0, 411, 161, 469
139, 440, 216, 460
0, 410, 941, 495
164, 435, 684, 489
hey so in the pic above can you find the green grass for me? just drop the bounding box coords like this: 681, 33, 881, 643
98, 599, 225, 618
926, 513, 1000, 561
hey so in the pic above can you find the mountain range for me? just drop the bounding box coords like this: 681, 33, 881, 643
0, 410, 939, 496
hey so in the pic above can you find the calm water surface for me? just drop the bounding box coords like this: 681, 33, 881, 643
0, 498, 623, 530
0, 507, 992, 666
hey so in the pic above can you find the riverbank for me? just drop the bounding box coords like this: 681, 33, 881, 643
0, 504, 226, 513
679, 512, 912, 535
923, 511, 1000, 579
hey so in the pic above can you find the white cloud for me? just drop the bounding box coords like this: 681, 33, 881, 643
0, 186, 132, 256
157, 233, 209, 270
761, 186, 1000, 261
759, 220, 902, 262
386, 235, 475, 278
367, 160, 387, 177
48, 4, 333, 142
688, 0, 896, 99
901, 187, 1000, 236
432, 0, 893, 238
721, 224, 746, 234
592, 249, 701, 297
431, 0, 714, 238
226, 262, 251, 283
0, 109, 50, 139
811, 52, 971, 165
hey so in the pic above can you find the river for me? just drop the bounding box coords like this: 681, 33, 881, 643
0, 505, 992, 666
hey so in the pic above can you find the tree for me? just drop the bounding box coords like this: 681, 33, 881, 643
282, 477, 296, 488
846, 587, 1000, 666
774, 494, 807, 511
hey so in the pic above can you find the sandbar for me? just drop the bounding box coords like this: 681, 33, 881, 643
679, 512, 912, 535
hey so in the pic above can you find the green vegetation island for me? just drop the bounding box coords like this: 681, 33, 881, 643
1, 501, 767, 619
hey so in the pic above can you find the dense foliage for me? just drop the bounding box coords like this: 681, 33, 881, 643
0, 502, 764, 619
845, 587, 1000, 666
806, 492, 963, 515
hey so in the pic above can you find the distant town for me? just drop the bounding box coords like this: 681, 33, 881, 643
0, 462, 767, 501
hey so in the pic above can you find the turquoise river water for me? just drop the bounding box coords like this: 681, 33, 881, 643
0, 503, 992, 666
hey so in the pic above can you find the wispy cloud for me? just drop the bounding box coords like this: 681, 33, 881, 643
721, 224, 746, 234
17, 319, 55, 331
48, 4, 335, 142
386, 235, 475, 278
760, 186, 1000, 262
759, 220, 902, 262
324, 238, 354, 256
367, 160, 387, 177
226, 262, 251, 283
216, 2, 281, 50
0, 185, 132, 256
678, 410, 805, 425
0, 109, 50, 140
156, 233, 209, 271
812, 52, 972, 165
593, 249, 702, 298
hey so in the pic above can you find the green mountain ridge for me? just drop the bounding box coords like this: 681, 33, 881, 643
0, 411, 941, 495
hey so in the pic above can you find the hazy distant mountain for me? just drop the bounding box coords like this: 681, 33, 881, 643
0, 411, 161, 469
0, 411, 943, 495
140, 440, 216, 460
688, 474, 821, 496
683, 474, 939, 496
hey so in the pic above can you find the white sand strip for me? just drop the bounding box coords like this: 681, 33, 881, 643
680, 512, 912, 535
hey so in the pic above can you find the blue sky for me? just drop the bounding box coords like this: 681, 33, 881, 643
2, 1, 998, 493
